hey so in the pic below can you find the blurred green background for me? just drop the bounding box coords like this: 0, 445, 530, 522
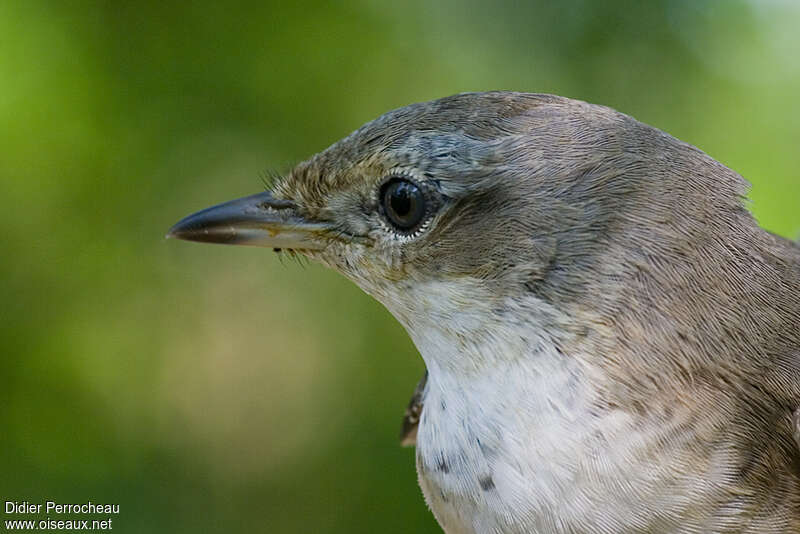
1, 1, 798, 532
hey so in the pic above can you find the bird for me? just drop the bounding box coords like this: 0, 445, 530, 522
168, 92, 800, 533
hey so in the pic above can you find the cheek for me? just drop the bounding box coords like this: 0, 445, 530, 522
414, 219, 557, 297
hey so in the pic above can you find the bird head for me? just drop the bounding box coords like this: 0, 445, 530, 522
168, 92, 750, 372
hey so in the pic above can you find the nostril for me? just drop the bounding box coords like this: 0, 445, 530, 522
258, 198, 296, 211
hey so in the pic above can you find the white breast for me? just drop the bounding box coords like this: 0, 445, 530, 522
416, 344, 615, 533
384, 279, 679, 533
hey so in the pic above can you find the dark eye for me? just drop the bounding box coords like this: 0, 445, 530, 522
380, 178, 427, 233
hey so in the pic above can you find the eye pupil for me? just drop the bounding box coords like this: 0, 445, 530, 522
381, 178, 426, 232
390, 184, 412, 216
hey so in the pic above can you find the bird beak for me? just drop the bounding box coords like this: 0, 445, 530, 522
167, 191, 332, 250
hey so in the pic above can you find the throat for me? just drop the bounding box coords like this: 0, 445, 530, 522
416, 331, 590, 466
397, 289, 608, 532
390, 278, 578, 376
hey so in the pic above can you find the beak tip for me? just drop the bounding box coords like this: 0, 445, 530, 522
165, 222, 211, 244
165, 222, 190, 241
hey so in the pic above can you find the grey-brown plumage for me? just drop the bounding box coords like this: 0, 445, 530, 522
169, 92, 800, 533
401, 370, 428, 447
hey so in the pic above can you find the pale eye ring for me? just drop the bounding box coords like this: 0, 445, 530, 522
380, 177, 427, 233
